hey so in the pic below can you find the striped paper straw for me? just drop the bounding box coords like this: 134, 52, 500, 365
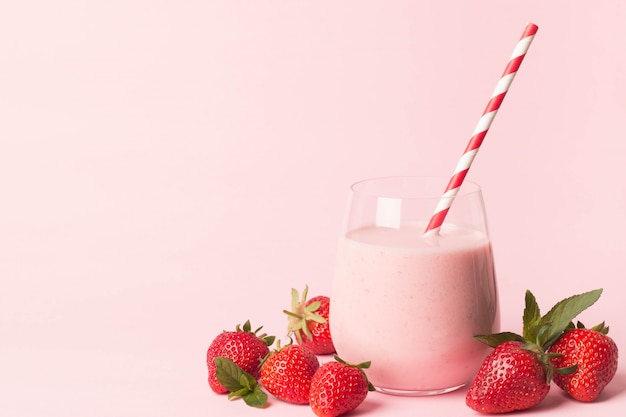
424, 23, 538, 235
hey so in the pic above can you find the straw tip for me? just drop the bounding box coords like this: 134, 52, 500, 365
525, 23, 539, 35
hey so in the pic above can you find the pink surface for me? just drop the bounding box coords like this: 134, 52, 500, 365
1, 1, 625, 416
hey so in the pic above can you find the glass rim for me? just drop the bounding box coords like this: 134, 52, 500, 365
349, 175, 483, 199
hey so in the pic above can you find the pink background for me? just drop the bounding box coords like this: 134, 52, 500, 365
1, 1, 625, 416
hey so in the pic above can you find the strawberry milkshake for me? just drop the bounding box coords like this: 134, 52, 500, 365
330, 177, 499, 395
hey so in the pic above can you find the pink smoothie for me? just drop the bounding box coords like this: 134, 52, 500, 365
330, 222, 499, 393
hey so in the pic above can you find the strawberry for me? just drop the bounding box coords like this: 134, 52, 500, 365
466, 289, 604, 414
309, 356, 374, 417
466, 340, 551, 413
206, 320, 274, 394
548, 322, 619, 401
284, 286, 336, 355
260, 342, 320, 404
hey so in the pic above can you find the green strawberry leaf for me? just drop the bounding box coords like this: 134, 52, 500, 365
262, 335, 276, 346
213, 357, 268, 408
241, 320, 252, 332
554, 364, 578, 376
535, 288, 602, 350
593, 322, 610, 334
473, 331, 525, 348
306, 312, 327, 324
306, 300, 322, 313
333, 356, 376, 391
523, 290, 542, 340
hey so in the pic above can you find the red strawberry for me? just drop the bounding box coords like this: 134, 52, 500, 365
548, 322, 619, 401
284, 286, 336, 355
309, 356, 373, 417
260, 343, 320, 404
466, 341, 551, 413
206, 320, 274, 394
467, 289, 604, 414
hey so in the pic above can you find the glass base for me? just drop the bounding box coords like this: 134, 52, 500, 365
375, 383, 466, 397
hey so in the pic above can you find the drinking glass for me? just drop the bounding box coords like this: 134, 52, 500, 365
330, 176, 500, 396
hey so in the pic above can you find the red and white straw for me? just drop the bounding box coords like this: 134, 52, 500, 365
424, 23, 538, 235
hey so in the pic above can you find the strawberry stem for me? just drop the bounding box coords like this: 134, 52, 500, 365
284, 286, 326, 343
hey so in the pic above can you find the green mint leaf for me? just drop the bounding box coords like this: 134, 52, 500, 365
215, 357, 268, 408
239, 373, 255, 391
537, 288, 603, 349
535, 323, 552, 344
228, 387, 250, 399
242, 386, 268, 408
473, 332, 525, 348
523, 290, 542, 340
214, 357, 254, 393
